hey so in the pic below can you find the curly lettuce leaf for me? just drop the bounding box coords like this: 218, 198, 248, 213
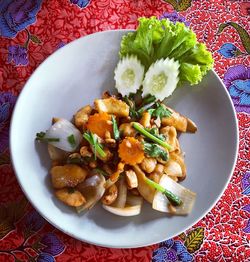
119, 17, 213, 86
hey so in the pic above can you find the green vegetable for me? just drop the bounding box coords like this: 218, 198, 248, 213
67, 134, 76, 148
133, 122, 172, 150
143, 142, 168, 161
123, 96, 142, 120
92, 168, 110, 177
145, 177, 182, 206
119, 17, 213, 86
111, 116, 120, 140
83, 132, 106, 160
148, 102, 172, 119
67, 156, 91, 165
145, 127, 165, 141
142, 94, 156, 106
36, 132, 60, 142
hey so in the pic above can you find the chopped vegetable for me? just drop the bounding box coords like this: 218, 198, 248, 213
111, 116, 120, 140
145, 127, 165, 141
133, 165, 155, 203
114, 55, 144, 96
142, 58, 180, 100
86, 112, 113, 138
152, 174, 196, 214
143, 142, 168, 161
118, 137, 145, 165
92, 168, 110, 177
145, 177, 182, 206
83, 131, 106, 160
133, 122, 172, 150
43, 119, 82, 152
67, 134, 76, 148
148, 102, 172, 119
142, 94, 156, 106
102, 204, 142, 216
123, 95, 142, 120
119, 17, 213, 86
76, 174, 106, 212
36, 132, 60, 142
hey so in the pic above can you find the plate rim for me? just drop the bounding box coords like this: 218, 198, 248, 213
10, 29, 239, 248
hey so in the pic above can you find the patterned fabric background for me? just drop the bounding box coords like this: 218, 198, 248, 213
0, 0, 249, 261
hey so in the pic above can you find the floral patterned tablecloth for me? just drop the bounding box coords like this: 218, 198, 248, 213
0, 0, 250, 261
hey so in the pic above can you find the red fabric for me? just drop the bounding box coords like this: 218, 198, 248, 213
0, 0, 249, 261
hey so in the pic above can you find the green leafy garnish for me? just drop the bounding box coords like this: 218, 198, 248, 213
143, 142, 168, 161
67, 134, 76, 148
148, 103, 172, 119
142, 94, 156, 106
67, 156, 91, 165
83, 132, 106, 160
92, 168, 110, 177
36, 132, 60, 142
111, 116, 120, 140
119, 17, 213, 86
145, 127, 165, 141
132, 122, 172, 150
145, 177, 182, 206
123, 96, 142, 120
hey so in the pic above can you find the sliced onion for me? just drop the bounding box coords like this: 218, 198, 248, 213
46, 119, 82, 152
102, 204, 141, 216
76, 174, 105, 212
133, 165, 155, 203
112, 176, 127, 208
152, 174, 196, 215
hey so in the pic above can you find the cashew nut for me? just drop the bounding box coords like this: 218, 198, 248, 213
101, 184, 118, 205
140, 157, 157, 173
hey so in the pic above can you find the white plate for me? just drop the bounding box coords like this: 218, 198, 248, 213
10, 30, 239, 248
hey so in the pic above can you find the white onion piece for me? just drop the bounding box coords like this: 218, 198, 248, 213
76, 174, 105, 212
46, 119, 82, 152
102, 204, 141, 217
164, 160, 183, 177
133, 165, 155, 203
112, 176, 127, 208
152, 174, 196, 215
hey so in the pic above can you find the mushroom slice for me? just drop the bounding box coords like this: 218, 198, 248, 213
76, 173, 105, 212
152, 174, 196, 215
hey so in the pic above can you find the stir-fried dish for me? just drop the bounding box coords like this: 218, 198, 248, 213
36, 17, 214, 216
